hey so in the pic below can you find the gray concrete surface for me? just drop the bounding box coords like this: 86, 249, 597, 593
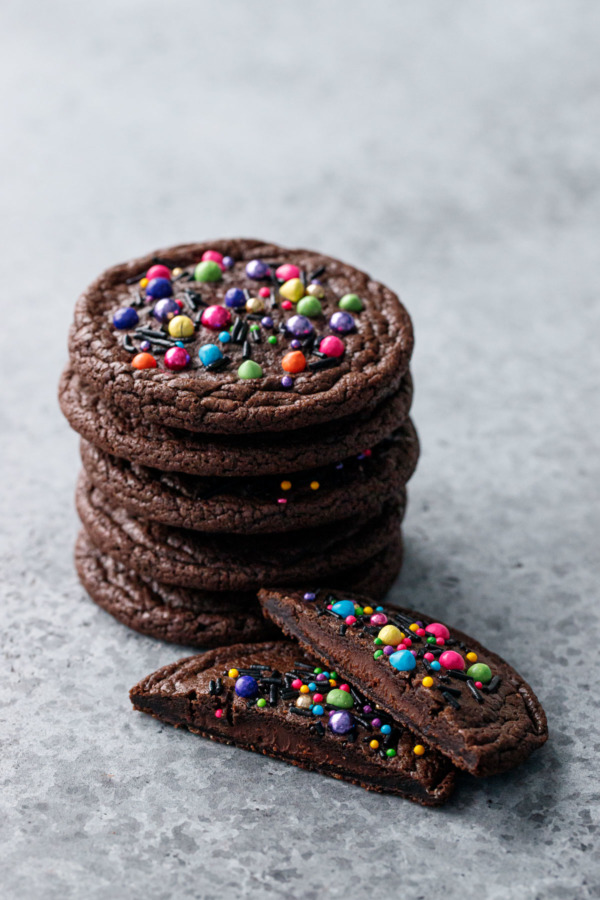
1, 2, 599, 898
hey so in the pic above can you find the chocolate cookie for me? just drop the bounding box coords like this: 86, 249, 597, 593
77, 530, 405, 646
259, 589, 548, 777
68, 240, 414, 434
76, 473, 405, 592
75, 531, 275, 647
59, 367, 413, 477
79, 420, 418, 534
129, 642, 456, 804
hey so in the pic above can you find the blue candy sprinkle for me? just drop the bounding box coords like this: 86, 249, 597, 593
331, 600, 355, 618
218, 331, 231, 343
113, 306, 139, 329
381, 724, 392, 735
430, 661, 442, 671
308, 682, 317, 692
389, 649, 416, 672
312, 705, 324, 716
198, 343, 223, 366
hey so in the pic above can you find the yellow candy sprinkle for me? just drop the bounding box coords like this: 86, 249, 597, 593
310, 481, 320, 491
139, 277, 149, 288
363, 606, 373, 614
422, 676, 434, 688
280, 480, 292, 491
329, 679, 337, 687
369, 740, 380, 750
168, 315, 195, 338
466, 652, 478, 663
299, 685, 309, 694
377, 625, 404, 646
413, 745, 425, 756
409, 623, 419, 632
279, 278, 305, 302
228, 668, 239, 679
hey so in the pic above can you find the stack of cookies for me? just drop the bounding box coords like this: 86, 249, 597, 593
59, 240, 418, 648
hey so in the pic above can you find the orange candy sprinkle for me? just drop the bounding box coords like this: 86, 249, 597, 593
131, 352, 157, 370
281, 350, 306, 374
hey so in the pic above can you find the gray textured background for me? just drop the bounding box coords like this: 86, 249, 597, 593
1, 2, 599, 898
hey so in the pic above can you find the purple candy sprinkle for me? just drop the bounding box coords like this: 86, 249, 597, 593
261, 316, 274, 328
286, 314, 314, 337
245, 259, 270, 280
222, 256, 234, 269
140, 340, 151, 352
329, 310, 355, 334
362, 705, 372, 714
290, 339, 302, 350
371, 718, 382, 728
383, 645, 395, 656
316, 673, 327, 682
281, 375, 293, 388
303, 592, 316, 602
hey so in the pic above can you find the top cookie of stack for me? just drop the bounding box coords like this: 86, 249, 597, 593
59, 239, 417, 645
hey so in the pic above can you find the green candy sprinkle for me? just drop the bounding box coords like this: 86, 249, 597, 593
256, 698, 267, 708
194, 260, 222, 282
267, 335, 277, 345
314, 668, 322, 674
326, 689, 354, 709
250, 323, 260, 331
374, 638, 384, 646
296, 296, 323, 317
339, 293, 363, 312
373, 649, 384, 659
329, 671, 337, 680
237, 360, 263, 379
466, 663, 492, 684
354, 607, 364, 616
427, 635, 437, 644
385, 748, 397, 758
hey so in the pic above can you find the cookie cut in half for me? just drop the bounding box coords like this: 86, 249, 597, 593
130, 641, 456, 805
258, 588, 548, 777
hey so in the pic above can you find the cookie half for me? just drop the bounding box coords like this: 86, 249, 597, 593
76, 473, 405, 592
60, 367, 413, 477
79, 420, 418, 534
68, 239, 414, 434
129, 641, 455, 804
259, 588, 549, 777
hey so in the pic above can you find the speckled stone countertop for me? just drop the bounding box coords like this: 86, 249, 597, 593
1, 2, 599, 898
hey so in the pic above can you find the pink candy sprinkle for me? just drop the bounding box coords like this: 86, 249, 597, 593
424, 652, 435, 661
291, 679, 303, 690
276, 263, 300, 281
416, 628, 426, 637
426, 622, 450, 640
475, 681, 483, 689
319, 335, 345, 358
370, 613, 388, 626
258, 286, 271, 298
313, 693, 324, 703
277, 498, 287, 504
215, 709, 224, 718
340, 684, 350, 692
146, 264, 171, 281
345, 615, 357, 625
281, 300, 293, 310
439, 650, 465, 671
436, 637, 445, 646
403, 637, 412, 647
202, 250, 224, 269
